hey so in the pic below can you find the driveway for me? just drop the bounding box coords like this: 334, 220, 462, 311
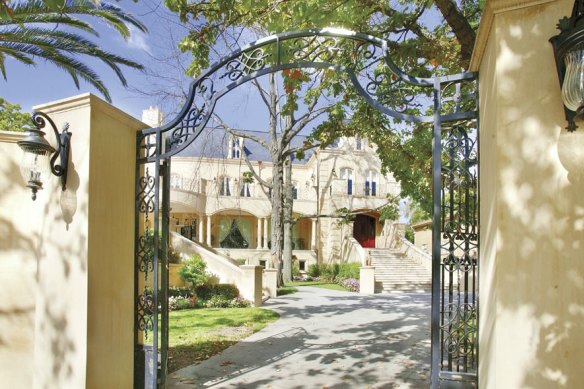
167, 287, 431, 388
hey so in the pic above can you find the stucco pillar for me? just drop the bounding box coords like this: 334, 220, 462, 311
240, 265, 263, 307
198, 216, 204, 243
1, 94, 147, 389
262, 269, 278, 298
359, 266, 375, 294
256, 217, 262, 249
262, 217, 268, 249
206, 215, 212, 246
311, 218, 317, 249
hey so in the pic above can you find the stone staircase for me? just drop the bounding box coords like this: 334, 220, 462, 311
369, 248, 432, 292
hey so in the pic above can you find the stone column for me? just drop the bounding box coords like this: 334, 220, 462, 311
263, 217, 269, 249
256, 218, 262, 249
198, 216, 204, 243
311, 218, 317, 249
206, 215, 212, 246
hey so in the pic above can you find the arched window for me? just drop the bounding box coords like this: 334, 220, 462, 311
219, 176, 231, 196
365, 170, 378, 196
340, 168, 353, 195
355, 136, 362, 150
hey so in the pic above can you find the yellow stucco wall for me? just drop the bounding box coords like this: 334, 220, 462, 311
0, 131, 37, 388
0, 94, 146, 388
473, 1, 584, 387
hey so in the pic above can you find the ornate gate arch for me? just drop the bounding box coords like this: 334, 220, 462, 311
134, 28, 479, 388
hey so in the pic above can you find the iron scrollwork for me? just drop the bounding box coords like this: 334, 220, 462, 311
440, 124, 479, 375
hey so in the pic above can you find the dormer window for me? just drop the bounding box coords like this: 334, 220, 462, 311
228, 136, 243, 159
355, 136, 368, 150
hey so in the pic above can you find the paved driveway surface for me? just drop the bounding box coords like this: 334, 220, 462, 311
168, 287, 431, 389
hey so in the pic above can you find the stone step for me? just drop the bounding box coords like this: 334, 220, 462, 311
370, 250, 432, 292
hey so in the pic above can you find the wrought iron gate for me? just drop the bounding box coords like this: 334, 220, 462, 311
133, 28, 479, 388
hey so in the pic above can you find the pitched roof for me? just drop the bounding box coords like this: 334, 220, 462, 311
176, 127, 315, 164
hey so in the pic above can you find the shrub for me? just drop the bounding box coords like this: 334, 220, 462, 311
339, 278, 360, 292
194, 283, 239, 301
235, 258, 247, 266
338, 263, 360, 280
307, 263, 321, 277
317, 263, 340, 281
168, 295, 197, 311
168, 286, 193, 298
292, 261, 301, 277
178, 255, 213, 287
204, 295, 250, 308
405, 226, 415, 243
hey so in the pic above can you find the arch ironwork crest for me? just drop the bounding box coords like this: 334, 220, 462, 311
133, 28, 479, 388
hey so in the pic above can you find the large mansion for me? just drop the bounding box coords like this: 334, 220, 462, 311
141, 107, 401, 269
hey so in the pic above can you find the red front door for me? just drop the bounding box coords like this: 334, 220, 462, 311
353, 214, 376, 248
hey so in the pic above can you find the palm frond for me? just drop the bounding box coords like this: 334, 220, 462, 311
0, 0, 147, 101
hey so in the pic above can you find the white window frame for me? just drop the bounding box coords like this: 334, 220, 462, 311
365, 169, 378, 196
219, 176, 231, 196
340, 168, 353, 195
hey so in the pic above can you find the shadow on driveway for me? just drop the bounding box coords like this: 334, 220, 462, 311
168, 287, 431, 389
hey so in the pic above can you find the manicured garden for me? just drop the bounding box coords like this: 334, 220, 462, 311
163, 256, 361, 372
166, 255, 279, 372
168, 307, 279, 372
290, 262, 361, 292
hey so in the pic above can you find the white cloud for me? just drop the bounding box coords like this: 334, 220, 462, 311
125, 25, 152, 55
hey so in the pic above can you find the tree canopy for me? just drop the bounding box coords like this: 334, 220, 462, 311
0, 98, 31, 131
165, 0, 483, 213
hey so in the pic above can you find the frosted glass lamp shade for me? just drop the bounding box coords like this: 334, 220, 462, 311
17, 129, 56, 200
562, 47, 584, 116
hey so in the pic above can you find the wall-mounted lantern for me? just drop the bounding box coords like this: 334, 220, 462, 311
551, 0, 584, 131
17, 111, 71, 200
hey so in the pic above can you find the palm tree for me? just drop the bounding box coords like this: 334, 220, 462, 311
0, 0, 147, 102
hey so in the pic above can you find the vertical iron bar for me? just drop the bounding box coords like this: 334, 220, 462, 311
448, 135, 455, 373
134, 135, 142, 389
430, 77, 443, 389
151, 132, 161, 389
160, 158, 171, 387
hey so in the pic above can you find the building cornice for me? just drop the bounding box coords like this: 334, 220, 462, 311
469, 0, 557, 71
0, 130, 26, 143
33, 93, 148, 130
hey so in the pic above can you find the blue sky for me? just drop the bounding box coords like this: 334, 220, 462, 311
1, 1, 191, 120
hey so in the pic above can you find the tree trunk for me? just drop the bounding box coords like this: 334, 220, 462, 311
283, 153, 293, 284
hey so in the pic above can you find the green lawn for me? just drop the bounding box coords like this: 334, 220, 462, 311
168, 307, 279, 372
288, 280, 349, 291
276, 286, 298, 296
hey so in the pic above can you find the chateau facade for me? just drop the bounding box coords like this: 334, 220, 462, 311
161, 121, 400, 269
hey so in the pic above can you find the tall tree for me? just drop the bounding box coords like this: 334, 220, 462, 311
0, 0, 147, 102
213, 71, 334, 285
